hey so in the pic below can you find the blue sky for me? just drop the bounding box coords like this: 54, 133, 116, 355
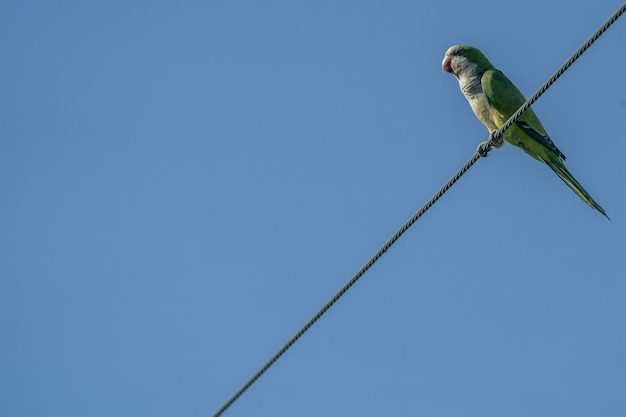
2, 1, 625, 416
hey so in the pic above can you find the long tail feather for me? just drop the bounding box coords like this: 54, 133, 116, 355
546, 159, 609, 219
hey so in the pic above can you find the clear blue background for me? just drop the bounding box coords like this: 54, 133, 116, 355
2, 1, 625, 416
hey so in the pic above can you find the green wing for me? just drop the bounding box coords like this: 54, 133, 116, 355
481, 69, 566, 160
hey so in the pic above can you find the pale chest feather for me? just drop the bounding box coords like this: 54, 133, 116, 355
467, 92, 500, 131
458, 75, 501, 131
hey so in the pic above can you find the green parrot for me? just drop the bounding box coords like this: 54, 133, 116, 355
442, 45, 608, 218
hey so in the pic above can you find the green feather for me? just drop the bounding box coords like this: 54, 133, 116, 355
546, 156, 609, 219
481, 66, 607, 217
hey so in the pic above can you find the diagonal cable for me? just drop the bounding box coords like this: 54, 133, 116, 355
212, 3, 626, 416
212, 153, 480, 417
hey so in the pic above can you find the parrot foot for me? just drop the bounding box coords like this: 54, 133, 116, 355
489, 130, 504, 148
477, 131, 504, 157
476, 141, 491, 157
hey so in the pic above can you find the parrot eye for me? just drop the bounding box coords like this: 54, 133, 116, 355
453, 50, 461, 56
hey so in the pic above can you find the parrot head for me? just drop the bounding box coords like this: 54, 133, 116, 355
442, 45, 494, 80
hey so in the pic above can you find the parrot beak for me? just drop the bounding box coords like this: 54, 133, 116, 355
442, 56, 453, 73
